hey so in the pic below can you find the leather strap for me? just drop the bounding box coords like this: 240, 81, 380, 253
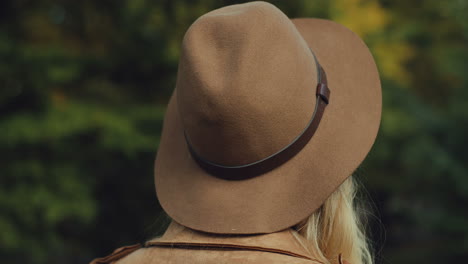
90, 244, 142, 264
144, 241, 319, 262
186, 55, 330, 180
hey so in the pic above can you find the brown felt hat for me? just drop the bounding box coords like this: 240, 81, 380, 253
154, 1, 381, 234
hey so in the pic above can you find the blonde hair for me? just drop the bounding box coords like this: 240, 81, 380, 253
293, 176, 373, 264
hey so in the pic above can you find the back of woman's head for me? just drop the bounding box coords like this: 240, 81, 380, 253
294, 176, 373, 264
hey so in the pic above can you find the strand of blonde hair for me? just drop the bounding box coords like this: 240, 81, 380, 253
293, 176, 373, 264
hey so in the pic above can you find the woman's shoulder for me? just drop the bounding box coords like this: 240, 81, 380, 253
90, 222, 329, 264
94, 244, 323, 264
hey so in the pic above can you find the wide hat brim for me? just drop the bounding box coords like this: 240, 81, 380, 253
155, 18, 381, 234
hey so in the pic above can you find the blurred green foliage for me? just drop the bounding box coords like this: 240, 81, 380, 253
0, 0, 467, 263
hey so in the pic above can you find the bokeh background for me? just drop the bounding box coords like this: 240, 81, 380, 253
1, 0, 467, 263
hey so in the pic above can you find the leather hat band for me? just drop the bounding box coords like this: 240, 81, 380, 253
185, 52, 330, 180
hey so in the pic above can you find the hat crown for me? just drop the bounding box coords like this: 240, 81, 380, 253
176, 2, 318, 167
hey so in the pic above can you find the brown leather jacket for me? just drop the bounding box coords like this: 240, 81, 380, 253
90, 222, 350, 264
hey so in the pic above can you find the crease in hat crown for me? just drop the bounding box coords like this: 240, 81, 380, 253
176, 1, 320, 169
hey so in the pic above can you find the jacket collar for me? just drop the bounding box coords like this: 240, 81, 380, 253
146, 221, 317, 262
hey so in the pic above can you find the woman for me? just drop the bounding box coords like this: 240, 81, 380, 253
91, 2, 381, 264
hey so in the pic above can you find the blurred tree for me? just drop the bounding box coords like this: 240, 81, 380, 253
0, 0, 466, 264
